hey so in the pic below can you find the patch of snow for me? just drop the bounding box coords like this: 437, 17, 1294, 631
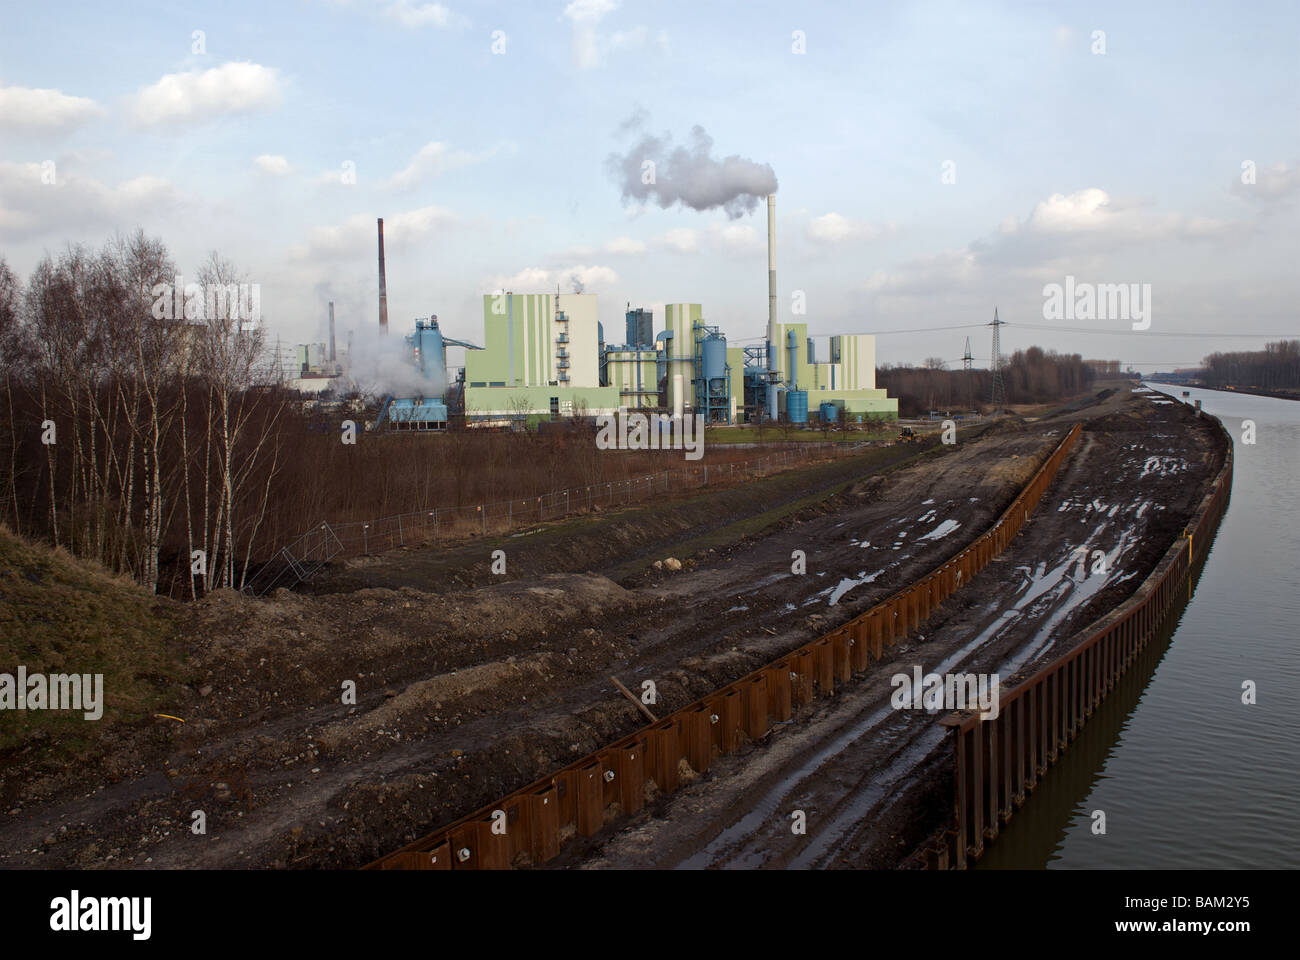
919, 518, 962, 541
828, 570, 884, 606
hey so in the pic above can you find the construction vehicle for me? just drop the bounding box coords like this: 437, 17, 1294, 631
897, 426, 920, 444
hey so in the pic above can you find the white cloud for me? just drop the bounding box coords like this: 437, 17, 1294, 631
564, 0, 616, 70
1231, 161, 1300, 203
565, 264, 618, 290
564, 0, 617, 19
559, 235, 646, 260
1006, 187, 1112, 233
605, 235, 646, 255
383, 141, 509, 191
806, 212, 887, 245
131, 62, 281, 127
290, 205, 458, 261
652, 224, 761, 255
312, 164, 355, 187
0, 161, 181, 240
254, 154, 291, 176
658, 227, 698, 253
861, 187, 1239, 307
997, 188, 1229, 243
710, 222, 764, 253
861, 249, 982, 297
562, 0, 663, 69
0, 85, 103, 134
494, 267, 553, 291
383, 1, 457, 28
490, 264, 619, 293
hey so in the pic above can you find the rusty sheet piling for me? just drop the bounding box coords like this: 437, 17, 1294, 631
924, 417, 1233, 869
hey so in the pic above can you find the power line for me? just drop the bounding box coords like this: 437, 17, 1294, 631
1009, 322, 1296, 339
728, 322, 991, 343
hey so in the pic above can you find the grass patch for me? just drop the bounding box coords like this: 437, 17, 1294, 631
0, 526, 186, 755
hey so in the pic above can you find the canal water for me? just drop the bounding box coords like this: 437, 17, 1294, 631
978, 383, 1300, 869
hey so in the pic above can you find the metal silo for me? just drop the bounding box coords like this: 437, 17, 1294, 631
702, 335, 727, 393
787, 389, 808, 424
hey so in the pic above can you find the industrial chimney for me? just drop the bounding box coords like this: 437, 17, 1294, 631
767, 194, 777, 343
377, 217, 388, 335
328, 301, 336, 362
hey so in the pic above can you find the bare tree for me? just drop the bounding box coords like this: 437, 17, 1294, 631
104, 231, 180, 591
194, 252, 283, 590
0, 258, 29, 533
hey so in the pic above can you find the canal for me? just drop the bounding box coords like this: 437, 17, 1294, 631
978, 383, 1300, 868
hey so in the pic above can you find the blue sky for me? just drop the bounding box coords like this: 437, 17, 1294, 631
2, 0, 1297, 369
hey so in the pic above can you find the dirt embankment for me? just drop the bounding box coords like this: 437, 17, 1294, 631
0, 387, 1199, 871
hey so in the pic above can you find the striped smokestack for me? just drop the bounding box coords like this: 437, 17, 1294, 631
377, 217, 388, 335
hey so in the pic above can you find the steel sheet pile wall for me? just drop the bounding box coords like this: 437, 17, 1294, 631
365, 424, 1082, 870
929, 415, 1233, 869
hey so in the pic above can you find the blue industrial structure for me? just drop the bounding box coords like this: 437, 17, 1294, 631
375, 316, 481, 432
374, 394, 449, 431
626, 307, 654, 347
693, 325, 732, 424
786, 389, 809, 424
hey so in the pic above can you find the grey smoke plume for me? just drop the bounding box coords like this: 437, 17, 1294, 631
569, 273, 585, 294
607, 123, 778, 219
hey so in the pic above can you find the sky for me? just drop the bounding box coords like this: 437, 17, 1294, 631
1, 0, 1297, 371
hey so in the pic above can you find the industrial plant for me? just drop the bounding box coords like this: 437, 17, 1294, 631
291, 198, 898, 430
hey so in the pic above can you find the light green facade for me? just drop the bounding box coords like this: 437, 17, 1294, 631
662, 303, 702, 414
811, 390, 897, 419
769, 321, 897, 419
605, 348, 660, 408
727, 346, 746, 420
463, 384, 622, 419
468, 293, 601, 390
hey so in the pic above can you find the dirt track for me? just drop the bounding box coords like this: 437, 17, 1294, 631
0, 385, 1220, 870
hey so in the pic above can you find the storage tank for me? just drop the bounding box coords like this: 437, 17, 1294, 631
787, 389, 808, 424
819, 401, 838, 423
702, 335, 727, 395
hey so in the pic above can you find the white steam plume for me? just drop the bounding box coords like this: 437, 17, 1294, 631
343, 330, 447, 398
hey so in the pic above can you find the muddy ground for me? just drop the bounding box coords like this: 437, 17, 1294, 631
0, 386, 1220, 870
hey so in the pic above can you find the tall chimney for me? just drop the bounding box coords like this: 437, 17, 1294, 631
377, 217, 388, 335
767, 194, 777, 344
328, 301, 336, 362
